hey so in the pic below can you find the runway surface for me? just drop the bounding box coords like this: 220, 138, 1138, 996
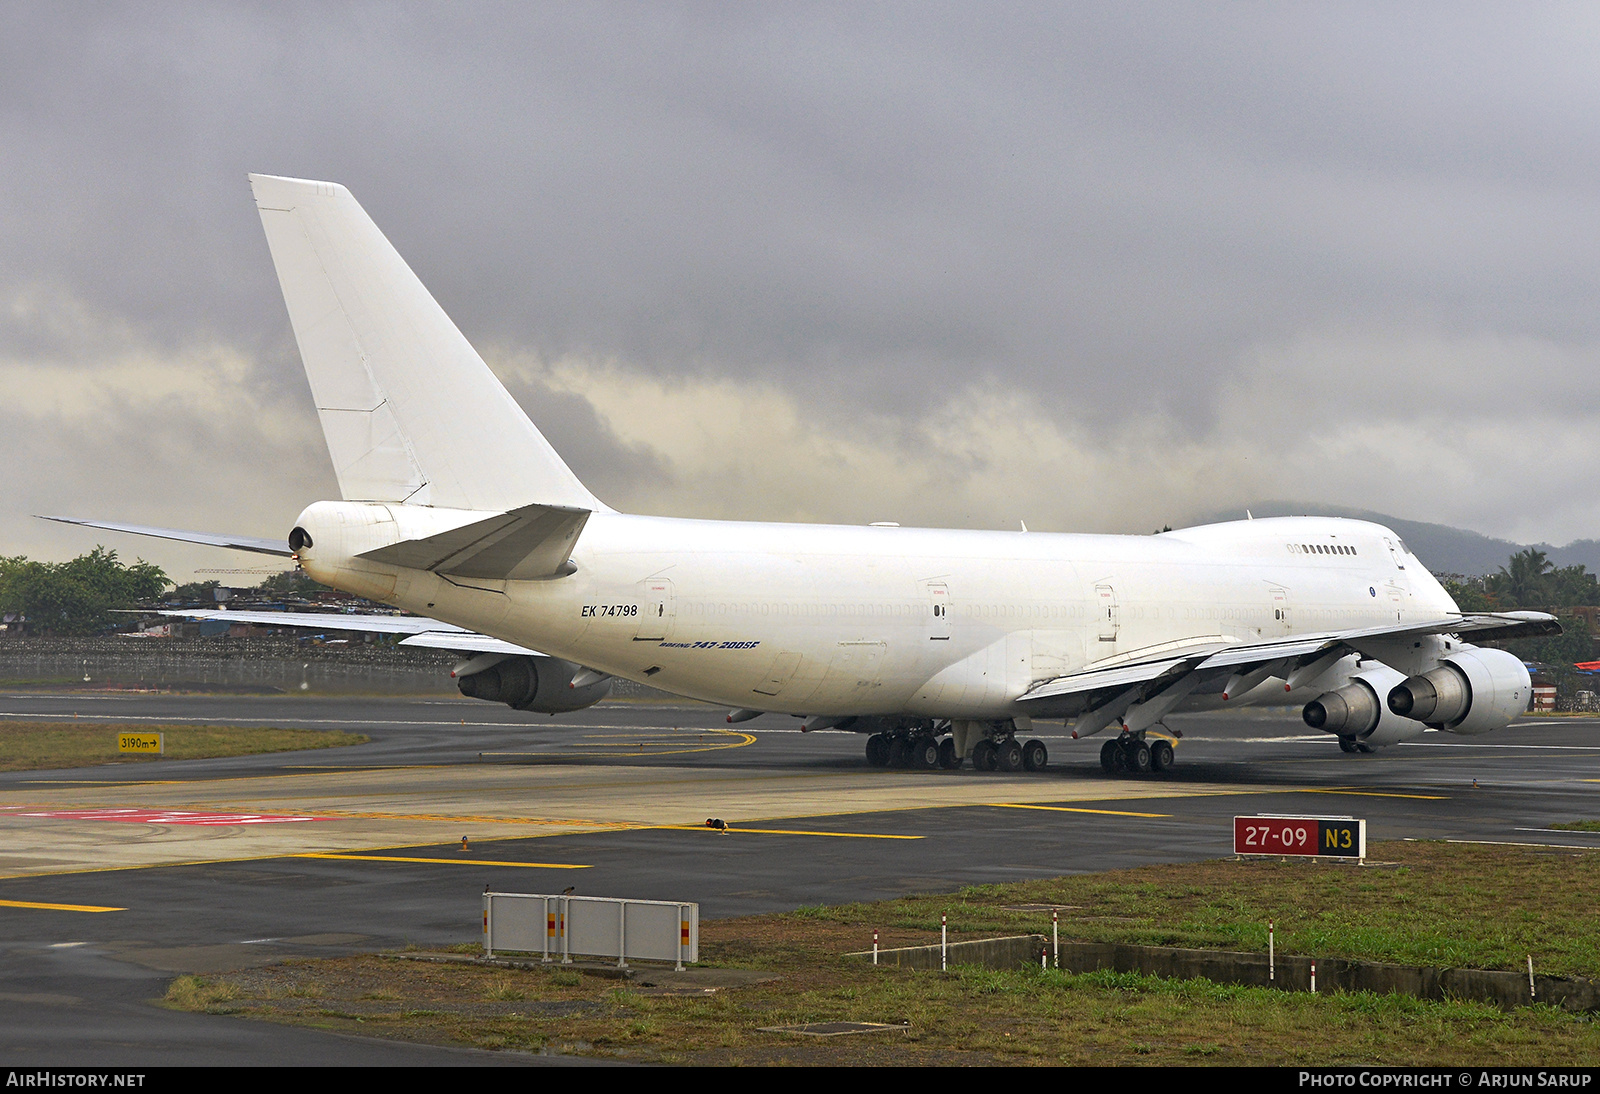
2, 689, 1598, 1064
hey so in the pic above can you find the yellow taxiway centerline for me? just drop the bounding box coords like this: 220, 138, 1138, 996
993, 803, 1172, 818
1300, 788, 1449, 800
0, 898, 124, 913
295, 853, 591, 869
644, 824, 921, 839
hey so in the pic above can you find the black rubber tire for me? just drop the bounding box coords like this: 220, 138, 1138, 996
1100, 739, 1119, 773
1356, 742, 1378, 754
1149, 739, 1174, 772
938, 737, 962, 770
1338, 737, 1358, 753
887, 737, 912, 768
1021, 739, 1048, 772
865, 733, 890, 766
911, 737, 941, 769
997, 739, 1024, 772
1110, 742, 1129, 773
972, 739, 999, 772
1126, 741, 1152, 774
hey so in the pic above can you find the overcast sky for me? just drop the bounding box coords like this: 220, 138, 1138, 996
6, 2, 1600, 581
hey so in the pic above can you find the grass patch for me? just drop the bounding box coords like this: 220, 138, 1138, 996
163, 975, 240, 1013
1550, 821, 1600, 832
164, 842, 1600, 1065
0, 722, 368, 771
789, 840, 1600, 977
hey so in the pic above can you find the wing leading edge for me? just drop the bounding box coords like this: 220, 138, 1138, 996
1018, 612, 1560, 723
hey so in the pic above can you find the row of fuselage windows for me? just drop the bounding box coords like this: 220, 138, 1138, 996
1289, 543, 1358, 556
677, 600, 1389, 623
681, 601, 1089, 619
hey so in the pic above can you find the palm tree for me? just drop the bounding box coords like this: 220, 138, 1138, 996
1495, 548, 1553, 609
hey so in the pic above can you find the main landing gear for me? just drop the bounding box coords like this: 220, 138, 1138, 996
1337, 736, 1379, 754
864, 722, 1048, 773
1099, 730, 1176, 776
866, 730, 953, 770
969, 736, 1049, 772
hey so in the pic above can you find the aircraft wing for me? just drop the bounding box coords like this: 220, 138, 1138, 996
40, 516, 291, 557
1019, 611, 1559, 719
141, 608, 544, 656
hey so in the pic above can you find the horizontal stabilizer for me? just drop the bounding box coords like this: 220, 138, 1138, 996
144, 608, 543, 656
40, 517, 291, 557
144, 608, 464, 634
357, 503, 590, 580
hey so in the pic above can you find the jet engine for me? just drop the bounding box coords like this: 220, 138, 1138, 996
1386, 647, 1530, 735
1302, 663, 1426, 747
456, 655, 612, 713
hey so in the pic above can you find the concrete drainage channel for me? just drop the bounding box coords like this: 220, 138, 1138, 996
847, 936, 1600, 1012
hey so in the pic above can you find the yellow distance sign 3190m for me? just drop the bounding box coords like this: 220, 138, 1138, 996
117, 732, 163, 755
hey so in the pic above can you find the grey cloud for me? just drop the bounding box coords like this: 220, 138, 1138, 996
5, 2, 1600, 566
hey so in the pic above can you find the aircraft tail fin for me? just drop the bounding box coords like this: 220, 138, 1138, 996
248, 174, 604, 514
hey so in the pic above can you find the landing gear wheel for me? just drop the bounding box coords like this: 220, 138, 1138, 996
938, 738, 962, 770
1110, 742, 1129, 773
1021, 739, 1048, 772
1125, 740, 1152, 774
887, 737, 912, 768
910, 736, 941, 769
865, 734, 890, 766
996, 739, 1024, 772
972, 739, 999, 772
1356, 742, 1378, 754
1338, 736, 1357, 754
1149, 739, 1174, 773
1100, 740, 1119, 773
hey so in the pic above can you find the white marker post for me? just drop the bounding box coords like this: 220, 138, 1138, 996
1269, 921, 1275, 982
941, 914, 947, 972
1052, 909, 1059, 970
873, 928, 879, 966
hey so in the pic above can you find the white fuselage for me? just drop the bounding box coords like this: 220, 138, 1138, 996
294, 505, 1457, 720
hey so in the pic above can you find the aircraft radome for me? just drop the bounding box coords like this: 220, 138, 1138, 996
46, 175, 1559, 777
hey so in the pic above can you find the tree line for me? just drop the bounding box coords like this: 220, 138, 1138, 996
1442, 548, 1600, 612
0, 549, 329, 637
0, 548, 168, 636
1441, 548, 1596, 666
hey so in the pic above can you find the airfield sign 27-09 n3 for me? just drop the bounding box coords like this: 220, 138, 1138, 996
1234, 815, 1366, 860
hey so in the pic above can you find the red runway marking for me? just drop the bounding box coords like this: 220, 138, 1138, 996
7, 808, 328, 825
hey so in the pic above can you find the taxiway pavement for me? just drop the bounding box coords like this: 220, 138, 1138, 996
2, 690, 1597, 1064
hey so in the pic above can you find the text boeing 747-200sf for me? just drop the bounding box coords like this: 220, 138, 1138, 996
47, 174, 1558, 776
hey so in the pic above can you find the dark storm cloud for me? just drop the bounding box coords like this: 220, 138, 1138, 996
5, 2, 1600, 566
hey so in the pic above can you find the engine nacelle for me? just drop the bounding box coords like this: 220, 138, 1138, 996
1387, 647, 1529, 735
457, 655, 612, 713
1302, 663, 1425, 747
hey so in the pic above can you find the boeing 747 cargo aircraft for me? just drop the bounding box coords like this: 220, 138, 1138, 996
48, 175, 1558, 776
